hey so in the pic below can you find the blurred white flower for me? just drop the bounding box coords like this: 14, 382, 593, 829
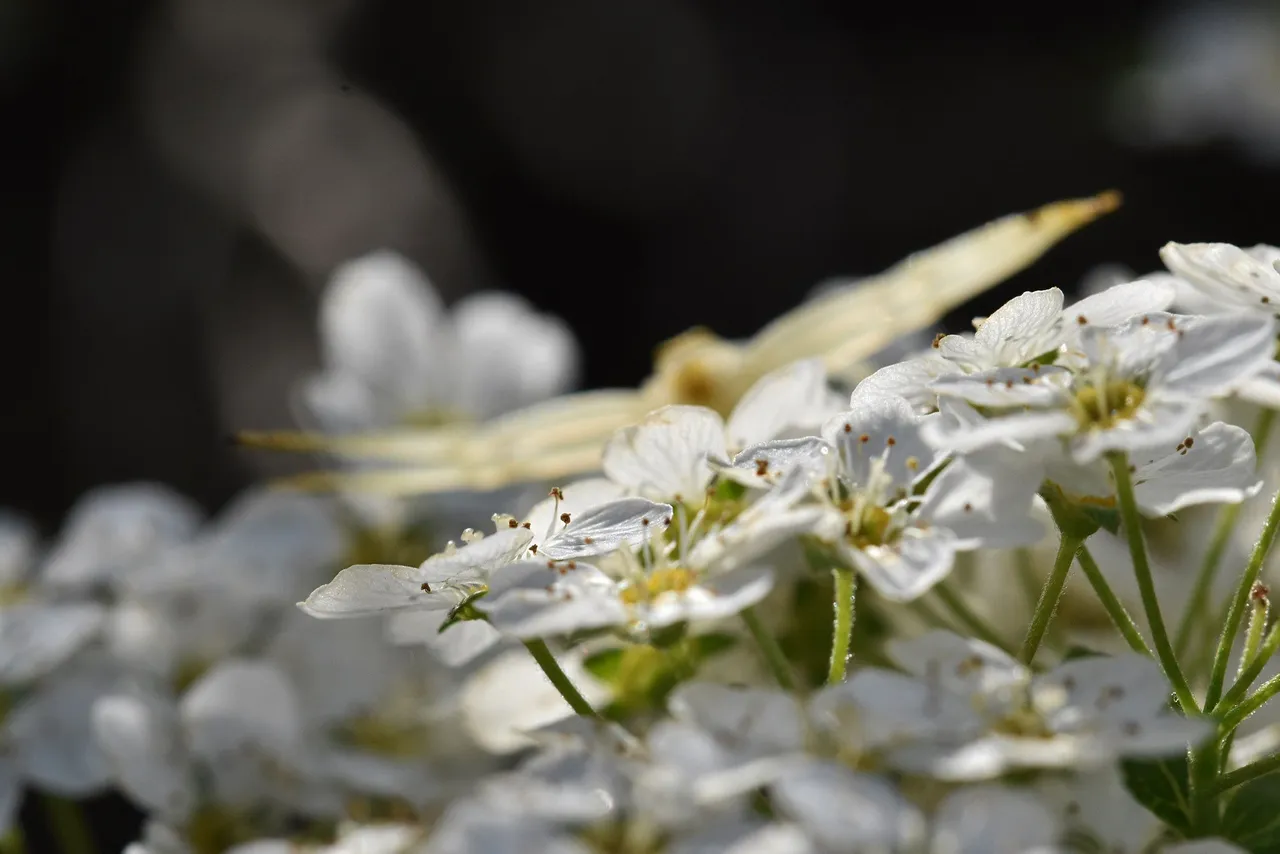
818, 630, 1209, 780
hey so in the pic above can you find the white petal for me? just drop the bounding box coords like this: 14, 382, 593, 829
1034, 654, 1174, 726
450, 291, 580, 420
1164, 841, 1251, 854
887, 630, 1026, 696
843, 529, 956, 602
642, 567, 776, 630
667, 820, 816, 854
42, 483, 202, 589
460, 648, 609, 755
298, 563, 462, 617
1067, 398, 1202, 464
725, 359, 839, 449
821, 395, 937, 492
1236, 360, 1280, 409
932, 786, 1060, 854
917, 452, 1046, 549
180, 660, 302, 763
815, 669, 980, 747
924, 407, 1076, 455
0, 602, 105, 685
8, 655, 120, 795
712, 437, 832, 491
668, 683, 807, 755
92, 693, 194, 819
1160, 313, 1278, 399
293, 369, 382, 434
540, 497, 673, 560
931, 366, 1072, 408
971, 288, 1067, 364
1066, 276, 1177, 328
602, 405, 727, 502
386, 609, 503, 667
484, 563, 628, 638
852, 356, 960, 413
1131, 421, 1262, 515
522, 478, 627, 541
770, 761, 925, 853
0, 512, 37, 587
1160, 242, 1280, 311
319, 249, 445, 410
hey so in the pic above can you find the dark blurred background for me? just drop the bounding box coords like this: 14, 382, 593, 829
5, 0, 1279, 532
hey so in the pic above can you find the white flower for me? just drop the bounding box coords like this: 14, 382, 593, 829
41, 482, 203, 590
1160, 242, 1280, 408
603, 360, 842, 504
94, 659, 321, 826
770, 761, 926, 852
928, 312, 1278, 463
0, 512, 37, 588
298, 249, 578, 432
812, 394, 1043, 601
458, 648, 609, 755
300, 491, 671, 619
1044, 420, 1263, 517
856, 281, 1176, 410
817, 630, 1210, 780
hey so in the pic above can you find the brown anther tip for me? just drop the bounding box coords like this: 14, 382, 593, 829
931, 332, 945, 349
529, 544, 538, 554
560, 512, 572, 524
521, 521, 532, 529
507, 519, 519, 528
1184, 437, 1194, 448
420, 582, 432, 592
641, 517, 650, 526
963, 502, 973, 513
1252, 582, 1270, 601
1076, 315, 1088, 326
886, 436, 897, 446
859, 433, 870, 443
842, 423, 852, 433
583, 536, 594, 544
664, 517, 673, 526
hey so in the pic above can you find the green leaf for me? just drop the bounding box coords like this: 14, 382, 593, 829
690, 632, 738, 660
1222, 772, 1280, 852
1120, 755, 1193, 836
1039, 484, 1102, 541
1062, 644, 1107, 661
583, 648, 625, 682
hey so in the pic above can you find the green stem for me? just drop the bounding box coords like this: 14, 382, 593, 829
1189, 738, 1222, 835
1075, 545, 1152, 657
1239, 595, 1270, 679
1220, 673, 1280, 734
1109, 453, 1199, 713
1178, 409, 1275, 660
742, 606, 796, 691
828, 568, 856, 685
41, 795, 95, 854
1206, 481, 1280, 711
935, 580, 1011, 653
1210, 751, 1280, 796
522, 639, 599, 718
1019, 534, 1080, 665
1219, 620, 1280, 711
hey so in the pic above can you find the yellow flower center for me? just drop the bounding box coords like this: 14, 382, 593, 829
619, 568, 698, 606
1072, 379, 1146, 429
844, 504, 895, 548
333, 713, 430, 759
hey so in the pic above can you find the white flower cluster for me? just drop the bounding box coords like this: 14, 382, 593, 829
12, 241, 1280, 854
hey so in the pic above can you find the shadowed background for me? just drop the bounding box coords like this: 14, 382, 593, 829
4, 0, 1277, 537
